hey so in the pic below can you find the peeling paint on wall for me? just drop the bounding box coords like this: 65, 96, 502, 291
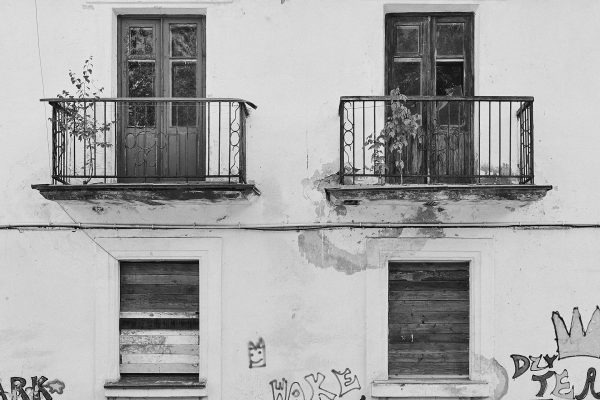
301, 163, 339, 218
477, 355, 509, 400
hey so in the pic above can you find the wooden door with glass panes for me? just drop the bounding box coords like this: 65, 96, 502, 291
117, 16, 205, 181
386, 14, 473, 183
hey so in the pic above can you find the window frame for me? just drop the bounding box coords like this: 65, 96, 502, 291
365, 237, 493, 398
92, 235, 222, 399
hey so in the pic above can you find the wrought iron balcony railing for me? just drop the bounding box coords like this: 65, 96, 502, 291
43, 98, 256, 184
338, 96, 534, 185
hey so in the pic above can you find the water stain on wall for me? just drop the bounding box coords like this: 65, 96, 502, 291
477, 355, 509, 400
297, 231, 366, 275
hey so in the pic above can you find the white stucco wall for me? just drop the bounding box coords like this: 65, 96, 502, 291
1, 1, 600, 400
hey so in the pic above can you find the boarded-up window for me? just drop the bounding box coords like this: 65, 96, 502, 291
388, 262, 469, 376
120, 261, 199, 375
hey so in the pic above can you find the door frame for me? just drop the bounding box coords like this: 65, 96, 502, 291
385, 13, 474, 183
116, 14, 206, 181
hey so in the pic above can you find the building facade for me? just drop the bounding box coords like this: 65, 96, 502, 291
1, 1, 600, 400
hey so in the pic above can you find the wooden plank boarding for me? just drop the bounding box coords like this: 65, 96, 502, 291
120, 363, 199, 374
388, 261, 469, 376
120, 294, 199, 312
121, 329, 199, 336
120, 284, 199, 295
120, 344, 198, 354
389, 322, 469, 334
122, 354, 199, 364
119, 329, 199, 374
121, 274, 199, 285
120, 334, 198, 345
120, 262, 199, 275
389, 289, 468, 301
389, 362, 469, 376
119, 311, 198, 319
119, 261, 200, 375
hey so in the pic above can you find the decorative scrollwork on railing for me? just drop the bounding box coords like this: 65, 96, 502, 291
229, 102, 241, 178
45, 98, 254, 184
338, 96, 535, 185
342, 101, 355, 176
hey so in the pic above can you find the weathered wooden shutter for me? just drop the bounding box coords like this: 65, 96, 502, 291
388, 262, 469, 376
120, 261, 199, 374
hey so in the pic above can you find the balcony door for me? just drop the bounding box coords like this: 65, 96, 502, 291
117, 16, 205, 181
385, 14, 473, 183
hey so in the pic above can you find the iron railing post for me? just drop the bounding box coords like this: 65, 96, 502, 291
529, 100, 534, 184
51, 102, 57, 184
339, 100, 345, 184
239, 102, 247, 184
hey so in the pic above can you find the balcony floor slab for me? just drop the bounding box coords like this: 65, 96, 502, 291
32, 182, 259, 204
324, 184, 552, 206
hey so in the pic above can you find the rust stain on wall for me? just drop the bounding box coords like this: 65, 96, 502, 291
297, 231, 366, 274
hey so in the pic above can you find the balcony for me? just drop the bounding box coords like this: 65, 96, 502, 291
33, 98, 259, 202
325, 96, 552, 205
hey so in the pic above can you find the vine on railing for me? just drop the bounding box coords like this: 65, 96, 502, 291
54, 57, 113, 181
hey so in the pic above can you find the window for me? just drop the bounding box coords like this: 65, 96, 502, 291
388, 262, 469, 377
119, 261, 199, 376
117, 16, 206, 180
385, 13, 474, 183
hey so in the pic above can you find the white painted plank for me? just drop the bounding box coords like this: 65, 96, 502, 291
120, 363, 199, 374
122, 354, 199, 364
120, 344, 199, 355
120, 335, 198, 345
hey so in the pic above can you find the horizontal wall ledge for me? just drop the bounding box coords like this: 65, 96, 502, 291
324, 184, 552, 205
371, 379, 490, 398
105, 375, 206, 398
31, 183, 260, 203
105, 387, 206, 399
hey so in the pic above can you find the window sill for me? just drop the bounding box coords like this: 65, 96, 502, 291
104, 375, 206, 398
324, 184, 552, 205
371, 379, 490, 398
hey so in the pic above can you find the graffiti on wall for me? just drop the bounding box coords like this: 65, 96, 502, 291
249, 337, 267, 368
0, 377, 65, 400
269, 368, 361, 400
552, 307, 600, 360
511, 307, 600, 399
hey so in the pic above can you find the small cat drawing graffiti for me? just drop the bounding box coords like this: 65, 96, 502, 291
249, 337, 266, 368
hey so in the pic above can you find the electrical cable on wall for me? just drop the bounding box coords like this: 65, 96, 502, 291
33, 0, 52, 175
